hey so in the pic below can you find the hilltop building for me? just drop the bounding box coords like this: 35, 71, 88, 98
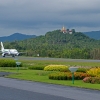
61, 26, 75, 34
61, 26, 67, 33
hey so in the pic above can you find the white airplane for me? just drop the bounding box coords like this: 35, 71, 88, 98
0, 42, 19, 57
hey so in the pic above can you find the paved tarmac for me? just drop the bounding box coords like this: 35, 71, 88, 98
1, 56, 100, 62
17, 56, 100, 62
0, 77, 100, 100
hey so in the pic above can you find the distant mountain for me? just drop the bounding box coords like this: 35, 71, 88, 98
4, 30, 100, 59
0, 33, 37, 42
83, 31, 100, 40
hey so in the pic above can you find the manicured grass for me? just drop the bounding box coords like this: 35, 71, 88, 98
1, 57, 100, 67
1, 69, 100, 90
1, 58, 100, 90
21, 59, 100, 67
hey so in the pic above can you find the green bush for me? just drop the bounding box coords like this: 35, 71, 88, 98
83, 77, 100, 84
0, 59, 23, 67
49, 72, 89, 80
28, 65, 44, 70
44, 65, 69, 72
0, 59, 16, 67
49, 72, 68, 80
76, 68, 87, 73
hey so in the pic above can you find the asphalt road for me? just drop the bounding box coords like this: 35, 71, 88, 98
0, 77, 100, 100
0, 85, 68, 100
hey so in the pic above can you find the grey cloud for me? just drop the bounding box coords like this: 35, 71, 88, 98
0, 0, 100, 36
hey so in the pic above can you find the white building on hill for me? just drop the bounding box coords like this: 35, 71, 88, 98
61, 26, 75, 34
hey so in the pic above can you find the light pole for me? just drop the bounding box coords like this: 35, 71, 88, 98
16, 62, 21, 72
69, 67, 78, 84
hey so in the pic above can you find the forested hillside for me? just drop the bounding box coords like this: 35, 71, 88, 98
4, 30, 100, 59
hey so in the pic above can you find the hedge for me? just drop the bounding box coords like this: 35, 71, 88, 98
0, 59, 22, 67
49, 72, 89, 80
87, 67, 100, 77
44, 65, 69, 72
28, 65, 44, 70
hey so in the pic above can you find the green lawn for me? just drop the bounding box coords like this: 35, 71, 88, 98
1, 58, 100, 90
21, 59, 100, 67
1, 69, 100, 90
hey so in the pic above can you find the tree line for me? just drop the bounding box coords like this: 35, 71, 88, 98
4, 30, 100, 59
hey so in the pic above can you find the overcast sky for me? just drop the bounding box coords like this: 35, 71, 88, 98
0, 0, 100, 36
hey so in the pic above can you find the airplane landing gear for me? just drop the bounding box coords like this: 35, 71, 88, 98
12, 54, 15, 57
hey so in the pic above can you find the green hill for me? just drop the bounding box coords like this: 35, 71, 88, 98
4, 30, 100, 59
44, 30, 97, 48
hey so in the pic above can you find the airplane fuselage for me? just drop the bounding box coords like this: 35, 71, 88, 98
1, 42, 21, 57
2, 49, 19, 57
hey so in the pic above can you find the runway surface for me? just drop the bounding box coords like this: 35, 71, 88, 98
0, 77, 100, 100
18, 56, 100, 62
1, 56, 100, 62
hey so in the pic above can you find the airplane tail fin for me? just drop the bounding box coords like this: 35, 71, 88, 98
1, 42, 4, 51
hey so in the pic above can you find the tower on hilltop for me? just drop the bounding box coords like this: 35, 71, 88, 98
61, 26, 67, 33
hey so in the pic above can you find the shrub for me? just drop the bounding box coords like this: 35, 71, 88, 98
87, 67, 100, 77
0, 59, 16, 67
49, 72, 89, 80
83, 77, 92, 83
44, 65, 69, 72
83, 77, 100, 84
74, 72, 89, 80
76, 68, 87, 73
49, 72, 68, 80
28, 65, 44, 70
